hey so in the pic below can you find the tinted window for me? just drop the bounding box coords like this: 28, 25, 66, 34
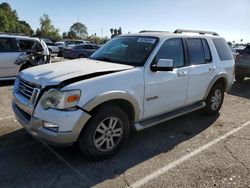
82, 45, 93, 49
202, 39, 212, 62
0, 37, 16, 52
212, 38, 233, 61
155, 38, 184, 68
19, 40, 36, 51
186, 38, 205, 65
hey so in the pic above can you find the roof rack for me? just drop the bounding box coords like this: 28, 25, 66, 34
139, 30, 170, 33
174, 29, 219, 36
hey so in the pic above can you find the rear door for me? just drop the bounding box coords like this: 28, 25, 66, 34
0, 37, 20, 78
185, 38, 215, 104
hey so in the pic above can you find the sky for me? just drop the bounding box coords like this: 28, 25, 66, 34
2, 0, 250, 43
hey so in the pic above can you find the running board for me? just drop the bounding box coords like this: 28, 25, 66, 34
134, 101, 206, 131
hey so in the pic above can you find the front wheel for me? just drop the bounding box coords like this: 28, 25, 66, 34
78, 105, 130, 160
203, 83, 224, 115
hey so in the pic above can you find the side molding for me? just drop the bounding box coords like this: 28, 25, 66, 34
83, 91, 141, 122
203, 73, 229, 100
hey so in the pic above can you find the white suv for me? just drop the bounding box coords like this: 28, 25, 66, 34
12, 29, 235, 159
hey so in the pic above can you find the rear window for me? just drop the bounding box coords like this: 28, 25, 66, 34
212, 38, 233, 61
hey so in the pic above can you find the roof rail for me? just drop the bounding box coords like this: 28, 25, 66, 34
174, 29, 219, 36
139, 30, 170, 33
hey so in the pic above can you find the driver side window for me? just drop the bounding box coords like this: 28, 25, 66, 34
155, 38, 184, 68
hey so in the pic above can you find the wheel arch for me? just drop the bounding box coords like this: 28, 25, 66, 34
83, 91, 141, 123
203, 73, 229, 100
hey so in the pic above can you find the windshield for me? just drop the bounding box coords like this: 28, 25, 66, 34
90, 36, 158, 66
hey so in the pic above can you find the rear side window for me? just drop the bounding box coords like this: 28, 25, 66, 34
0, 37, 17, 52
202, 39, 212, 62
186, 38, 205, 65
212, 38, 233, 61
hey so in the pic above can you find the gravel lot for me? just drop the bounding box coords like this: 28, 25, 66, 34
0, 65, 249, 188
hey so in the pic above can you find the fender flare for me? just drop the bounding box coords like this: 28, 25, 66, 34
203, 73, 229, 100
83, 91, 141, 122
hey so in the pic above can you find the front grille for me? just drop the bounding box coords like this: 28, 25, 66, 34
18, 78, 36, 100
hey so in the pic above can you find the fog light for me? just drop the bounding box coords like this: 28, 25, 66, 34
43, 122, 59, 132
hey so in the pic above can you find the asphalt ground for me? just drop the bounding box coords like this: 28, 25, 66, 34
0, 65, 249, 188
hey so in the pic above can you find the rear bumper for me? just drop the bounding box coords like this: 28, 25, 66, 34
12, 100, 91, 146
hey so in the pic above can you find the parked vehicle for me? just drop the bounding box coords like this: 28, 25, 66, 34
0, 34, 50, 81
63, 44, 100, 59
235, 45, 250, 82
12, 29, 234, 159
42, 39, 59, 54
57, 40, 90, 57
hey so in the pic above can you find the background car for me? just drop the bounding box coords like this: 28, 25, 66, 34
57, 40, 90, 56
0, 34, 50, 80
63, 44, 100, 59
235, 45, 250, 82
42, 39, 59, 54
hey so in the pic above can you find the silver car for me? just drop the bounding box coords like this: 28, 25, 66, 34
0, 34, 50, 81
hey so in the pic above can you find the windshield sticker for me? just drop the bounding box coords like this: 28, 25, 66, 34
137, 38, 156, 44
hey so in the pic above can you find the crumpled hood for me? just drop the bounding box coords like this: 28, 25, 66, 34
20, 58, 133, 88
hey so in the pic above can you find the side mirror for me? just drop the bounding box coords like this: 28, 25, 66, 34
151, 59, 174, 72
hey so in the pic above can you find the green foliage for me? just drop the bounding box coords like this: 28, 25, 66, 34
110, 27, 122, 38
69, 22, 88, 39
87, 35, 109, 45
0, 2, 33, 35
36, 14, 61, 40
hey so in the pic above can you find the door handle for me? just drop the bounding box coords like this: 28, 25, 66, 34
209, 66, 216, 71
177, 71, 188, 77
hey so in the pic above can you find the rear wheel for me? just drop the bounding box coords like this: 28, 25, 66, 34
235, 74, 245, 82
78, 105, 130, 160
203, 83, 224, 115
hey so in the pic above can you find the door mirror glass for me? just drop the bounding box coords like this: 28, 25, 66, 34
151, 59, 174, 72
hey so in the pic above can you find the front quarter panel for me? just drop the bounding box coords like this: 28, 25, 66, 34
63, 68, 144, 122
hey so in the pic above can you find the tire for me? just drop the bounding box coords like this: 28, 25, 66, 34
203, 83, 224, 115
78, 54, 86, 58
235, 74, 245, 82
78, 105, 130, 160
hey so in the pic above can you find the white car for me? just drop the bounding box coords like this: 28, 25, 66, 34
0, 34, 50, 81
12, 29, 234, 159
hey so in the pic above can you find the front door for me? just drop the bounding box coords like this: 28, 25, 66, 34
144, 38, 189, 119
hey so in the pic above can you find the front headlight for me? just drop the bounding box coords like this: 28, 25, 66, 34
40, 89, 81, 110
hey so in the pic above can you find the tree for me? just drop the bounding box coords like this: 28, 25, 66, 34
110, 27, 122, 38
69, 22, 88, 39
36, 14, 61, 40
0, 2, 34, 35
